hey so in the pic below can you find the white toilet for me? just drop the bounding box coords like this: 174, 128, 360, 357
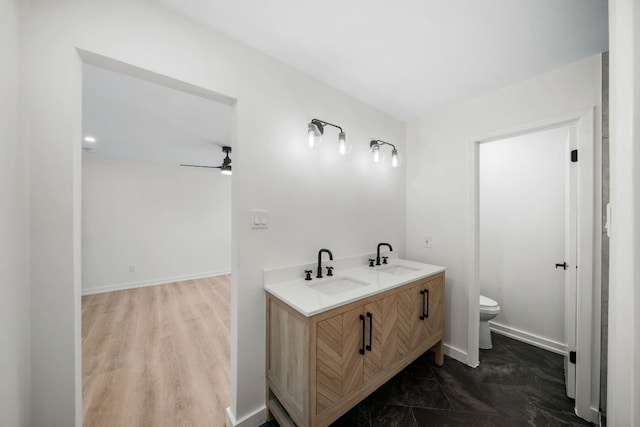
479, 295, 501, 349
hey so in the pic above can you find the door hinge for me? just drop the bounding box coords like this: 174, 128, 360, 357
571, 149, 578, 162
570, 351, 576, 364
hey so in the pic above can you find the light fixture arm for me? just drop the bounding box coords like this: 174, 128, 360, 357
370, 139, 396, 150
312, 118, 344, 134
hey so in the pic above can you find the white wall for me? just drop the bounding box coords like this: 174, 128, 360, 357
27, 1, 406, 426
406, 54, 601, 404
0, 0, 30, 426
479, 128, 568, 349
82, 154, 231, 294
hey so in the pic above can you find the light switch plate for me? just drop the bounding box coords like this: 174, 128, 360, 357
251, 209, 269, 229
424, 235, 432, 248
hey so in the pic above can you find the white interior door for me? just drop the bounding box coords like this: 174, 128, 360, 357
564, 126, 578, 398
472, 108, 595, 421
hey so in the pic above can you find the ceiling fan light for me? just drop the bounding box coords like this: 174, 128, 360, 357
181, 145, 232, 174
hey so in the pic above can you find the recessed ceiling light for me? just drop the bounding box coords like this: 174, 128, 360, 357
84, 136, 96, 143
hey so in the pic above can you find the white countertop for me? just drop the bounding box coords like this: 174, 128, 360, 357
264, 258, 446, 317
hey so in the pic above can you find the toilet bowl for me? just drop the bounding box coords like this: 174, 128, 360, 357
479, 295, 501, 349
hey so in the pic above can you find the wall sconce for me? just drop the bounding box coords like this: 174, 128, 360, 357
370, 140, 398, 168
307, 118, 350, 155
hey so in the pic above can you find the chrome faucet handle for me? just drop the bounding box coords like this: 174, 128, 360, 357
382, 256, 389, 264
304, 270, 313, 281
326, 266, 334, 277
368, 259, 375, 267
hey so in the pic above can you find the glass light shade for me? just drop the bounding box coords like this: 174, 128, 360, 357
308, 126, 316, 148
372, 145, 380, 163
221, 165, 232, 175
338, 132, 347, 155
308, 121, 323, 148
391, 149, 398, 167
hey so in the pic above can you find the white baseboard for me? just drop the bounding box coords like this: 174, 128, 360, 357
444, 343, 469, 365
588, 405, 600, 424
489, 321, 567, 355
225, 405, 267, 427
81, 269, 230, 296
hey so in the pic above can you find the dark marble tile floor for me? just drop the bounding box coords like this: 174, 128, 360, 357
262, 333, 594, 427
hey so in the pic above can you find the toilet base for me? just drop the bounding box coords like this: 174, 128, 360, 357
479, 321, 493, 349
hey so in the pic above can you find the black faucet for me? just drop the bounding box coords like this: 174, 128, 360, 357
376, 243, 393, 266
317, 249, 334, 278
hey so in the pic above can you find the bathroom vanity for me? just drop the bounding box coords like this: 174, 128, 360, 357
264, 259, 445, 427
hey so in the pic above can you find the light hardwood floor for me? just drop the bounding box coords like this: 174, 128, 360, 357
82, 276, 230, 427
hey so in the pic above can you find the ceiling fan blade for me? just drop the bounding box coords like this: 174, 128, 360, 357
180, 164, 222, 169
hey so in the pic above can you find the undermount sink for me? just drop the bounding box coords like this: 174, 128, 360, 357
378, 265, 420, 276
307, 276, 369, 296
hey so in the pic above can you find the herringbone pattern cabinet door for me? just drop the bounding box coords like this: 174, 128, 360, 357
412, 284, 427, 349
316, 314, 343, 414
364, 295, 398, 382
424, 276, 444, 342
396, 286, 417, 358
342, 308, 364, 396
316, 308, 364, 415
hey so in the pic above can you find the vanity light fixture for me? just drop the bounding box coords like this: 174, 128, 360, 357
370, 140, 399, 168
307, 118, 349, 155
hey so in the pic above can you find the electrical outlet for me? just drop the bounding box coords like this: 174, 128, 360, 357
129, 264, 137, 273
424, 236, 432, 248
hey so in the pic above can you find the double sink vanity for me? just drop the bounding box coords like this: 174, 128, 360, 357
264, 248, 446, 427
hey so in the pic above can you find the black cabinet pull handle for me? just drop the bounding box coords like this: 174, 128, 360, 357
555, 262, 568, 270
359, 314, 365, 355
420, 290, 426, 320
366, 312, 373, 351
424, 289, 429, 319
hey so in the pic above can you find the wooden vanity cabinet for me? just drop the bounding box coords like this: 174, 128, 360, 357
402, 274, 445, 363
266, 272, 445, 427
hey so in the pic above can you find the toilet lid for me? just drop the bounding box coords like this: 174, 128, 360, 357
480, 295, 498, 307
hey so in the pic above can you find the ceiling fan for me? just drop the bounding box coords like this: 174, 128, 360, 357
181, 145, 232, 175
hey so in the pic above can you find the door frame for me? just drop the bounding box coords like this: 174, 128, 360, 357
76, 49, 238, 424
465, 108, 597, 421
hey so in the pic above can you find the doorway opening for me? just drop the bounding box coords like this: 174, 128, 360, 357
478, 126, 576, 396
466, 108, 597, 422
80, 58, 234, 425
